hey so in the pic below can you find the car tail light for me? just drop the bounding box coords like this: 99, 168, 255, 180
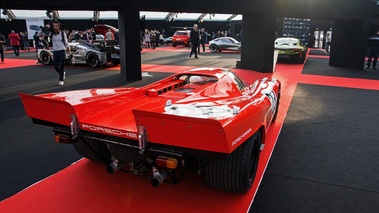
156, 156, 178, 169
54, 134, 72, 144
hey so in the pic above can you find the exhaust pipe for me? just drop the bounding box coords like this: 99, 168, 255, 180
106, 160, 119, 174
151, 166, 167, 187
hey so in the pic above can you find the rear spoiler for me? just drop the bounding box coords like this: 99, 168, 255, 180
132, 109, 234, 154
19, 93, 75, 126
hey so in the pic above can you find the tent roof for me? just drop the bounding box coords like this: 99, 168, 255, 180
0, 9, 242, 22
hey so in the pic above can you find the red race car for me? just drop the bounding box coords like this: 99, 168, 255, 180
19, 68, 280, 194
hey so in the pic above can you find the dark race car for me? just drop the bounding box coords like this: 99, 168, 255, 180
37, 41, 120, 68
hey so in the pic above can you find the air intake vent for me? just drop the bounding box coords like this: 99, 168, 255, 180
147, 80, 184, 97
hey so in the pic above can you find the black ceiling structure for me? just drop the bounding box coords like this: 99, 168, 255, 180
2, 0, 378, 83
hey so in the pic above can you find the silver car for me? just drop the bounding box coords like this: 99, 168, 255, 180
208, 37, 241, 53
37, 41, 120, 68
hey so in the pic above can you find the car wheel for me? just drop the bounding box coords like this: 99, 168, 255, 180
40, 51, 51, 65
201, 130, 262, 194
297, 53, 306, 64
172, 43, 177, 47
86, 52, 99, 68
74, 133, 112, 164
209, 44, 218, 53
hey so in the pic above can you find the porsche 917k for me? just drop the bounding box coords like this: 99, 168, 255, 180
19, 67, 280, 194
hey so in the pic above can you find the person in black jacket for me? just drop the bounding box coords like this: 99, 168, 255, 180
198, 28, 207, 54
0, 33, 5, 63
189, 24, 200, 59
366, 30, 379, 70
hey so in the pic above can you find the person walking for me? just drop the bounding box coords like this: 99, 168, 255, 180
366, 30, 379, 70
33, 32, 42, 52
325, 33, 331, 53
144, 29, 151, 49
199, 28, 206, 54
51, 20, 69, 86
0, 33, 5, 63
105, 28, 115, 44
8, 30, 20, 57
189, 24, 200, 59
22, 31, 30, 51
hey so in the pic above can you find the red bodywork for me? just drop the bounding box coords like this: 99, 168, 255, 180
172, 30, 191, 47
94, 24, 118, 36
19, 68, 280, 155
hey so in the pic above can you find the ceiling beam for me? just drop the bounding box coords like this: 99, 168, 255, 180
165, 12, 177, 22
226, 14, 238, 22
2, 9, 17, 20
197, 13, 208, 22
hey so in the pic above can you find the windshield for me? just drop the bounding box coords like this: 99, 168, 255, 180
174, 31, 189, 36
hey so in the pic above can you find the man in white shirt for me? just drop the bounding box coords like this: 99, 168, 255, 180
52, 20, 69, 85
105, 29, 114, 42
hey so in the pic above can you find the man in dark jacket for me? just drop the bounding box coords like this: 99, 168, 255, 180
189, 24, 200, 59
366, 30, 379, 70
0, 33, 5, 63
33, 32, 41, 52
198, 28, 207, 54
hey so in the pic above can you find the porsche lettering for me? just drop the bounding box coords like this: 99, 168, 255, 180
232, 128, 252, 146
81, 124, 137, 138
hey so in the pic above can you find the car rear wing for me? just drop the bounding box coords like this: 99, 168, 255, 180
19, 93, 76, 126
132, 109, 236, 154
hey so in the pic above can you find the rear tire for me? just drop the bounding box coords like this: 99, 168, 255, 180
40, 51, 51, 65
210, 44, 218, 53
86, 52, 99, 68
202, 130, 262, 194
297, 55, 305, 64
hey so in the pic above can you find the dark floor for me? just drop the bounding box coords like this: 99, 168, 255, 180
1, 49, 379, 212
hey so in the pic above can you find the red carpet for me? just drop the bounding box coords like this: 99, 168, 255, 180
1, 53, 378, 212
0, 102, 288, 213
0, 58, 39, 69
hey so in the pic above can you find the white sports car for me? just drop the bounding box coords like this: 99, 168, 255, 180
37, 42, 120, 68
208, 37, 241, 53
